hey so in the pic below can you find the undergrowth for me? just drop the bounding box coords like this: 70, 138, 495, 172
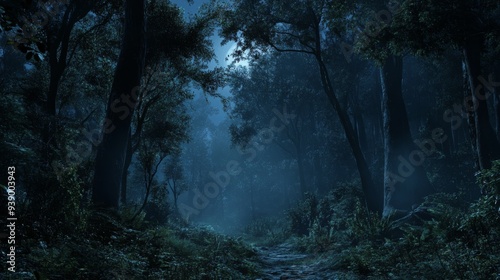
282, 166, 500, 279
243, 216, 291, 246
2, 210, 260, 280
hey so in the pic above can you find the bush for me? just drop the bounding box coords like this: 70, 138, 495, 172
10, 215, 261, 280
144, 201, 170, 225
346, 198, 392, 243
244, 217, 291, 246
333, 189, 500, 279
288, 193, 318, 236
284, 174, 500, 279
288, 182, 367, 252
120, 204, 146, 229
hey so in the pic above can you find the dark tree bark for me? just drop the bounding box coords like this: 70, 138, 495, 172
168, 179, 179, 211
42, 1, 97, 161
312, 56, 380, 212
350, 91, 369, 160
47, 5, 77, 115
120, 131, 132, 204
132, 153, 165, 220
381, 55, 433, 217
315, 58, 380, 212
494, 90, 500, 140
492, 65, 500, 143
46, 0, 105, 115
304, 19, 380, 212
92, 0, 146, 209
463, 38, 500, 170
120, 85, 159, 204
289, 116, 307, 198
462, 61, 480, 169
296, 148, 307, 196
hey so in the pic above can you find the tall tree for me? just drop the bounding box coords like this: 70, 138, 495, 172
342, 0, 435, 215
92, 0, 145, 209
380, 55, 432, 216
3, 0, 117, 166
165, 152, 187, 212
4, 0, 116, 114
229, 52, 337, 197
119, 0, 222, 204
220, 0, 380, 212
391, 0, 500, 170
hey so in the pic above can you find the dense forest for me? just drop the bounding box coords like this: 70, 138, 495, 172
1, 0, 500, 279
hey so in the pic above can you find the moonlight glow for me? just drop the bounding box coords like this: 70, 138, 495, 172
225, 43, 249, 68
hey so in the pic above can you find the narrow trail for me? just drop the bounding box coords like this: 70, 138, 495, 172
255, 243, 340, 280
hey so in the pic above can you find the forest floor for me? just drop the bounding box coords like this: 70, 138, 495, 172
254, 242, 350, 280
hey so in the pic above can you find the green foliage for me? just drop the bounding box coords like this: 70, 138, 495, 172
120, 204, 146, 229
15, 215, 260, 280
23, 164, 89, 237
333, 190, 500, 279
244, 217, 291, 246
346, 199, 392, 242
333, 243, 392, 276
279, 175, 500, 279
477, 160, 500, 198
144, 198, 170, 226
288, 193, 319, 236
57, 166, 89, 231
296, 217, 336, 253
146, 0, 224, 94
288, 182, 366, 252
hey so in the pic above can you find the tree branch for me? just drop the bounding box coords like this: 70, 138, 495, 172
266, 39, 315, 54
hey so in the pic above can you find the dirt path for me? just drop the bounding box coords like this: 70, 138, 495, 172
255, 243, 339, 280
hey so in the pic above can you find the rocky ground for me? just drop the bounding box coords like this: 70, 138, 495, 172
255, 243, 346, 280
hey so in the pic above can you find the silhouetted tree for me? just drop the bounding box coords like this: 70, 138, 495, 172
391, 0, 500, 170
220, 0, 380, 212
120, 0, 223, 203
92, 0, 145, 209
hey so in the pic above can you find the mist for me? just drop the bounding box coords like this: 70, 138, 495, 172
1, 0, 499, 279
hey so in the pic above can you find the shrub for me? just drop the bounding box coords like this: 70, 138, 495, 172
289, 182, 366, 252
288, 193, 318, 235
244, 216, 291, 246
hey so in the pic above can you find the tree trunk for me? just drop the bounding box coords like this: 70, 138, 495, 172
297, 149, 307, 197
46, 1, 95, 115
43, 8, 78, 158
173, 182, 179, 211
315, 56, 380, 212
492, 64, 500, 143
92, 0, 146, 209
309, 21, 380, 212
462, 61, 479, 169
46, 15, 71, 115
351, 93, 369, 160
495, 91, 500, 142
47, 64, 63, 116
121, 132, 133, 204
380, 55, 433, 217
463, 38, 500, 170
250, 183, 255, 221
